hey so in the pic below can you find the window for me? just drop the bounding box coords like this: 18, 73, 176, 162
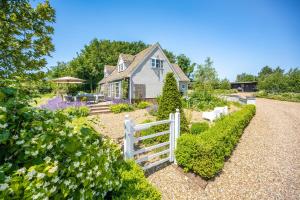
115, 82, 120, 98
151, 58, 163, 68
181, 84, 186, 90
118, 62, 126, 72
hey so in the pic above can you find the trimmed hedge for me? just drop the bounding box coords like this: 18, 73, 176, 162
190, 122, 209, 134
112, 160, 161, 200
175, 105, 256, 179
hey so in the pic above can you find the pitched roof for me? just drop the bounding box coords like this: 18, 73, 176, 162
120, 53, 135, 65
171, 63, 190, 82
104, 65, 116, 75
99, 43, 190, 84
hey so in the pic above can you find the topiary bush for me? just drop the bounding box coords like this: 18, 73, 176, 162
157, 73, 188, 133
110, 103, 134, 113
190, 122, 209, 134
0, 87, 160, 199
176, 105, 256, 179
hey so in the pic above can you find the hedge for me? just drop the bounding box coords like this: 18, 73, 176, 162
190, 122, 209, 135
175, 105, 256, 179
110, 103, 134, 113
112, 160, 161, 200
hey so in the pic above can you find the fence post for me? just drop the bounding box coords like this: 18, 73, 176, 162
169, 113, 175, 162
174, 108, 180, 164
124, 115, 134, 159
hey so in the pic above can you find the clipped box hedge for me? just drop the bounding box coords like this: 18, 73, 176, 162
175, 105, 256, 179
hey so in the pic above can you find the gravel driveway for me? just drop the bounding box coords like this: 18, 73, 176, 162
148, 98, 300, 199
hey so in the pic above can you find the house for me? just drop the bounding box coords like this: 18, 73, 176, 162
230, 81, 258, 92
98, 43, 190, 103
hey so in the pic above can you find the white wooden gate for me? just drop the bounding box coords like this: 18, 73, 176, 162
124, 109, 180, 170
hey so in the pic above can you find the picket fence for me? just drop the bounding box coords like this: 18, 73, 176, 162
124, 109, 180, 170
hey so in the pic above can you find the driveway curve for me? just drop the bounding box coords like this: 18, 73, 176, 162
148, 98, 300, 199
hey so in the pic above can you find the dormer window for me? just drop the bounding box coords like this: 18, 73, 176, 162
118, 63, 125, 72
151, 58, 163, 69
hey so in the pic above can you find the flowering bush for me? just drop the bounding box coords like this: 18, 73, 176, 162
40, 96, 86, 111
0, 88, 122, 199
0, 87, 160, 199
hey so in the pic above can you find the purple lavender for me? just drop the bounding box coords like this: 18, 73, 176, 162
40, 96, 86, 111
112, 99, 130, 104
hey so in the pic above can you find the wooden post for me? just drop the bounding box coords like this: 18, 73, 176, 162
169, 113, 175, 162
174, 109, 180, 164
124, 115, 134, 159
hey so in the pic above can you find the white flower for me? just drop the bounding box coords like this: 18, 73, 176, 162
17, 167, 26, 174
48, 166, 58, 174
87, 170, 92, 175
73, 161, 80, 168
0, 107, 7, 112
93, 139, 99, 145
64, 180, 71, 186
47, 143, 53, 150
43, 156, 51, 163
37, 173, 45, 179
93, 166, 98, 171
16, 140, 24, 145
32, 150, 38, 156
0, 183, 9, 191
52, 176, 59, 183
50, 186, 56, 193
12, 135, 18, 140
75, 151, 82, 157
96, 171, 101, 176
0, 123, 7, 129
26, 170, 36, 180
81, 161, 86, 167
76, 173, 83, 178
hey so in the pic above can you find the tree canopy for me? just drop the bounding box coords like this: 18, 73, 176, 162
235, 73, 257, 82
0, 0, 55, 81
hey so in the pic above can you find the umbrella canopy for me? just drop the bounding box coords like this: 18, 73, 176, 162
51, 76, 85, 84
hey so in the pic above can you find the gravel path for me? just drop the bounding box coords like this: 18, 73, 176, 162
148, 98, 300, 199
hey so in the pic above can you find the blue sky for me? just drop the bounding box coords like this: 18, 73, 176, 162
34, 0, 300, 81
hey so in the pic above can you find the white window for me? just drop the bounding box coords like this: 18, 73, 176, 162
115, 82, 120, 98
151, 58, 163, 69
181, 84, 186, 90
118, 62, 126, 72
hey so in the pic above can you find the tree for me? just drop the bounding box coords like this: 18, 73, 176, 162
258, 71, 287, 93
0, 0, 55, 80
236, 73, 257, 82
258, 66, 273, 80
194, 57, 219, 89
177, 54, 195, 78
157, 73, 188, 133
218, 78, 231, 90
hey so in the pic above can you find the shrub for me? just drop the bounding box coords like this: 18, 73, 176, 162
136, 101, 152, 109
63, 106, 90, 117
112, 160, 161, 200
189, 90, 227, 111
176, 105, 256, 179
110, 103, 134, 113
0, 88, 123, 199
157, 73, 188, 133
190, 122, 209, 134
0, 87, 159, 199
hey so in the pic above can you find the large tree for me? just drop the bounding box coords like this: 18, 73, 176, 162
0, 0, 55, 81
176, 54, 195, 78
194, 57, 219, 89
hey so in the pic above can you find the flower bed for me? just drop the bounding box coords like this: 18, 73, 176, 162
175, 105, 256, 179
40, 96, 86, 110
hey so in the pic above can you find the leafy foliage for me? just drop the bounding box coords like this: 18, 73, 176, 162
63, 106, 90, 117
157, 73, 188, 133
110, 103, 134, 113
121, 79, 129, 99
256, 91, 300, 102
176, 105, 256, 179
111, 160, 161, 200
190, 122, 209, 134
136, 101, 152, 109
235, 73, 257, 82
177, 54, 196, 78
0, 0, 55, 80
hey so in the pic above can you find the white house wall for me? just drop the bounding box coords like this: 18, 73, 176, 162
131, 47, 178, 99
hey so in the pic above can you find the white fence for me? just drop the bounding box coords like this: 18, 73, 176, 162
124, 109, 180, 170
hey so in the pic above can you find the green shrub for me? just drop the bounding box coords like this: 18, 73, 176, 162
256, 91, 300, 102
63, 106, 90, 117
137, 101, 152, 109
0, 88, 123, 199
0, 87, 159, 199
190, 122, 209, 134
157, 73, 188, 133
112, 160, 161, 200
110, 103, 134, 113
176, 105, 256, 179
189, 90, 227, 111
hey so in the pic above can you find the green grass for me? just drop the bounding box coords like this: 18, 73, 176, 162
256, 91, 300, 102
